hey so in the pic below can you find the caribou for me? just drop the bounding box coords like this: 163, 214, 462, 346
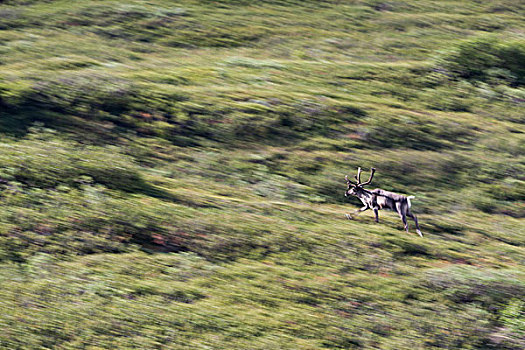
345, 167, 422, 237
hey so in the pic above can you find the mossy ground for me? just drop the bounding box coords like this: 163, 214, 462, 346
0, 0, 524, 349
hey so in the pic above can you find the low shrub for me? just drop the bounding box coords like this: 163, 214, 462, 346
21, 73, 138, 117
424, 266, 525, 307
0, 131, 145, 192
437, 36, 525, 86
363, 114, 473, 150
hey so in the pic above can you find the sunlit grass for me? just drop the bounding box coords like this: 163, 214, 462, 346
0, 0, 523, 348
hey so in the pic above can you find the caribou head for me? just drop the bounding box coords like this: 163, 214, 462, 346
345, 167, 376, 197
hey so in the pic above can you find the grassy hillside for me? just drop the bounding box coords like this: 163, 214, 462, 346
0, 0, 524, 349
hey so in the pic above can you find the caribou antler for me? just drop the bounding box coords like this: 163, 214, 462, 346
347, 167, 376, 186
345, 174, 356, 185
360, 167, 376, 186
359, 168, 376, 186
348, 167, 376, 186
355, 167, 362, 184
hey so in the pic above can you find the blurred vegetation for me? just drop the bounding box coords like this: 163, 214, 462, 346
0, 0, 524, 349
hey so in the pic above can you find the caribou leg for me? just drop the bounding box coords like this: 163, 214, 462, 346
346, 206, 369, 220
395, 202, 409, 233
407, 211, 422, 237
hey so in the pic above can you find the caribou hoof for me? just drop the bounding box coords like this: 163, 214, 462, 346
345, 214, 353, 220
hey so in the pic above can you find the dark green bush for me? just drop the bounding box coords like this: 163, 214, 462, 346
472, 180, 525, 217
438, 36, 525, 86
22, 74, 138, 117
363, 114, 473, 150
0, 132, 145, 192
425, 266, 525, 307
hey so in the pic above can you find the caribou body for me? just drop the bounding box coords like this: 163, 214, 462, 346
345, 167, 422, 237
